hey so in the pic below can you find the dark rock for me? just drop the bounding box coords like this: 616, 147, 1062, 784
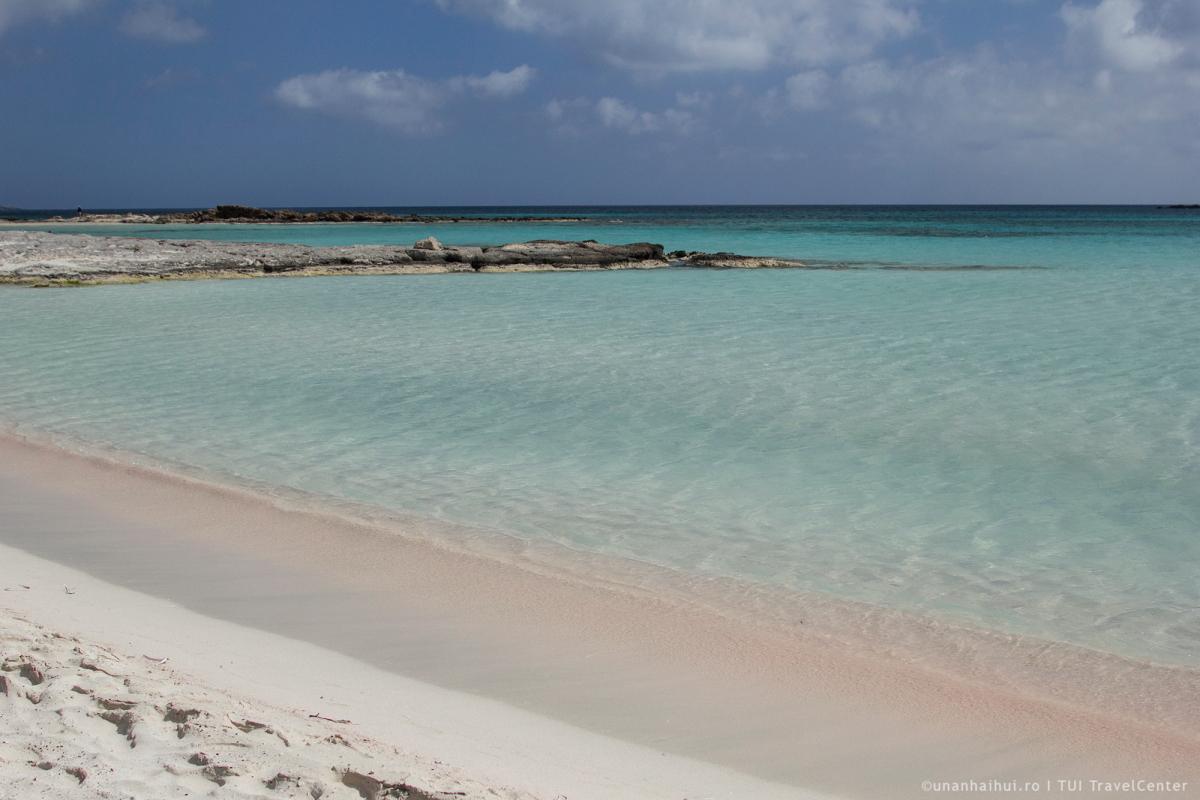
475, 240, 666, 269
683, 251, 804, 268
211, 205, 276, 220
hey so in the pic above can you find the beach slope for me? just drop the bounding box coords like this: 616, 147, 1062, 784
1, 432, 1198, 798
0, 544, 819, 800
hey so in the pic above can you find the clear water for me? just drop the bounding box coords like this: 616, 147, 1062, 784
43, 204, 1200, 270
2, 206, 1199, 665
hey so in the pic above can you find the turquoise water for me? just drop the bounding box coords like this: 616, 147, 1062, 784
3, 206, 1199, 664
46, 204, 1200, 270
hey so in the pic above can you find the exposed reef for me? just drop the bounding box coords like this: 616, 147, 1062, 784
0, 232, 671, 284
0, 232, 1044, 286
669, 250, 808, 269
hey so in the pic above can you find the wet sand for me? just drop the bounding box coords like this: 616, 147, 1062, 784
1, 431, 1197, 798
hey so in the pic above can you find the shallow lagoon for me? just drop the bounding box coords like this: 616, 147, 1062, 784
3, 215, 1199, 664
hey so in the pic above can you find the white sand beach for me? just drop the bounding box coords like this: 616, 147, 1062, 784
1, 431, 1198, 799
1, 546, 824, 800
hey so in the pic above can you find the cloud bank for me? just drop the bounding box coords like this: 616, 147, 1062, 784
517, 0, 1198, 198
275, 65, 535, 134
742, 0, 1200, 185
1062, 0, 1194, 71
436, 0, 918, 73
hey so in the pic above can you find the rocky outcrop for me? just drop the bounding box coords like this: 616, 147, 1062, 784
673, 250, 807, 269
0, 232, 670, 284
474, 240, 665, 269
0, 232, 863, 286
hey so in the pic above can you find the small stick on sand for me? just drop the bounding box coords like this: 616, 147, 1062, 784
309, 713, 352, 724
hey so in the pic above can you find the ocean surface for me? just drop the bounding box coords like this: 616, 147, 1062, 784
2, 206, 1198, 666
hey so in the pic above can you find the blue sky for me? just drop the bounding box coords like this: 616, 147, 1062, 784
1, 0, 1198, 207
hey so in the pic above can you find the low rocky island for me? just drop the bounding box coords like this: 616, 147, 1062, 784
2, 231, 1048, 285
0, 231, 810, 285
0, 232, 663, 284
0, 230, 816, 286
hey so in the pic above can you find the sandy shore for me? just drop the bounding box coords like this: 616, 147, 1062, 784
1, 547, 820, 800
0, 609, 495, 800
1, 431, 1198, 798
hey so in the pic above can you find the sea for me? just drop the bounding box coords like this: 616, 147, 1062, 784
2, 205, 1198, 667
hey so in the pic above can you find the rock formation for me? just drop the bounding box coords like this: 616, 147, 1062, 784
0, 230, 852, 286
669, 250, 806, 268
0, 232, 671, 284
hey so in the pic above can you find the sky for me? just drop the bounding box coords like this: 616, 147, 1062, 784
1, 0, 1198, 207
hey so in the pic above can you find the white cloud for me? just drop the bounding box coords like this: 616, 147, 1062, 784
275, 65, 535, 134
276, 69, 452, 135
436, 0, 918, 73
121, 2, 206, 44
453, 64, 535, 97
546, 94, 701, 136
596, 97, 658, 132
780, 44, 1200, 177
594, 96, 699, 135
1062, 0, 1185, 71
744, 0, 1199, 177
0, 0, 90, 36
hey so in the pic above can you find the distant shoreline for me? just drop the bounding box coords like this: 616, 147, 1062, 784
3, 204, 594, 225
